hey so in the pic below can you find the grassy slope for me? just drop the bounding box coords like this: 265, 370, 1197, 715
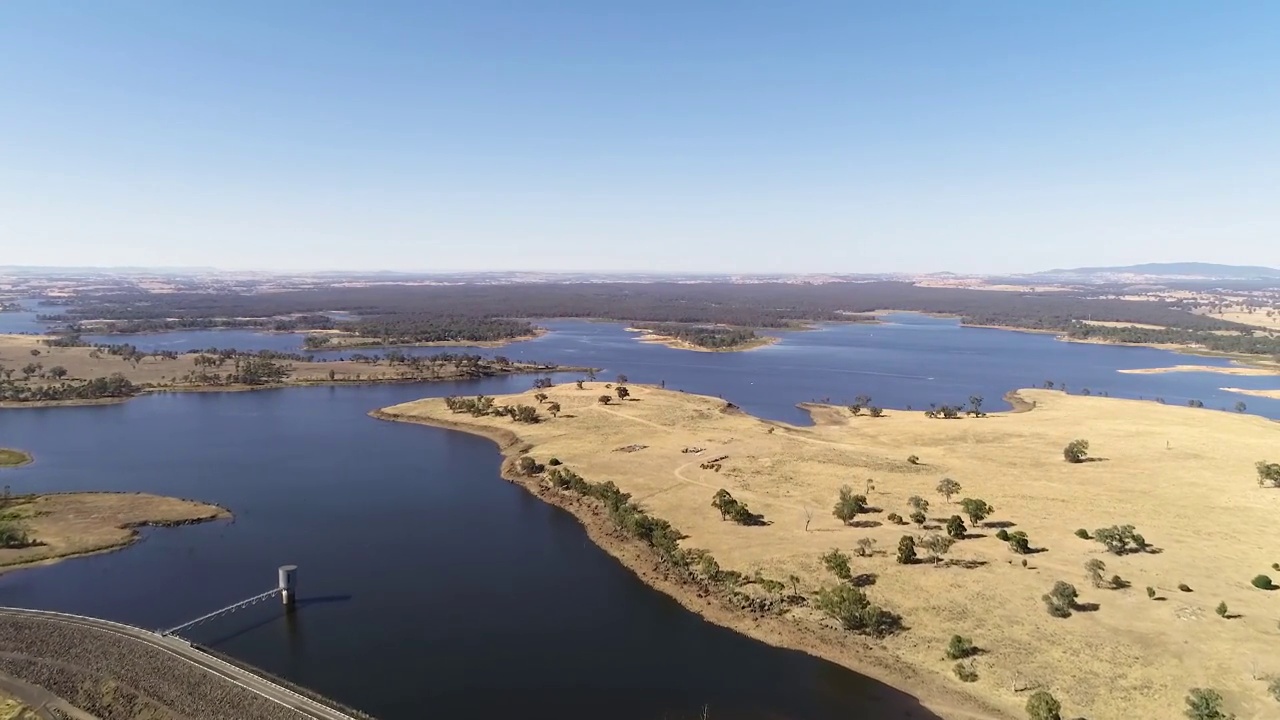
381, 384, 1280, 720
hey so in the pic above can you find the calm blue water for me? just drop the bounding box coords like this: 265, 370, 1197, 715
0, 315, 1277, 719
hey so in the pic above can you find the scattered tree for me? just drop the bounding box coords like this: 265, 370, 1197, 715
814, 584, 902, 637
1042, 581, 1079, 618
885, 512, 904, 525
546, 402, 561, 418
1235, 401, 1247, 413
533, 392, 548, 404
995, 528, 1010, 541
1251, 574, 1275, 590
833, 485, 868, 524
1146, 586, 1156, 599
945, 515, 967, 539
1025, 690, 1062, 720
906, 454, 920, 465
1007, 531, 1031, 554
908, 495, 930, 515
896, 535, 917, 564
953, 661, 978, 682
909, 510, 926, 528
615, 374, 628, 384
868, 406, 883, 418
1063, 439, 1090, 463
575, 379, 585, 390
920, 533, 954, 564
855, 537, 877, 558
1216, 601, 1229, 618
616, 385, 630, 400
936, 478, 961, 503
47, 365, 67, 379
959, 497, 993, 526
598, 395, 612, 405
1074, 528, 1090, 539
821, 548, 853, 581
1094, 525, 1148, 555
1178, 583, 1192, 592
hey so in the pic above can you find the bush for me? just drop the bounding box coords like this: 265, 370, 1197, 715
909, 510, 926, 527
1146, 586, 1156, 599
1252, 574, 1275, 590
958, 498, 993, 526
814, 584, 902, 637
1257, 460, 1280, 488
821, 548, 853, 581
945, 634, 976, 660
1272, 562, 1280, 571
886, 512, 904, 525
597, 394, 612, 405
1007, 531, 1031, 554
1025, 690, 1062, 720
547, 457, 562, 466
1094, 524, 1147, 555
953, 662, 978, 682
1184, 687, 1232, 719
1267, 676, 1280, 703
995, 528, 1010, 542
1063, 439, 1089, 463
945, 515, 967, 539
1074, 528, 1090, 539
896, 535, 917, 564
1216, 601, 1229, 618
906, 454, 920, 465
1178, 583, 1192, 592
1042, 580, 1078, 618
1085, 559, 1106, 587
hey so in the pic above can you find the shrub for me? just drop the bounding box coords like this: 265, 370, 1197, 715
1184, 688, 1232, 719
821, 548, 853, 581
1178, 583, 1192, 592
814, 584, 902, 637
995, 528, 1010, 542
886, 512, 904, 525
1074, 528, 1090, 539
1063, 438, 1089, 463
953, 662, 978, 682
1272, 562, 1279, 571
1267, 676, 1280, 703
1146, 586, 1156, 599
597, 394, 612, 405
945, 634, 976, 660
547, 458, 562, 466
1109, 574, 1127, 589
1042, 581, 1078, 618
909, 510, 926, 527
1216, 601, 1228, 618
1007, 531, 1031, 554
1025, 690, 1062, 720
906, 454, 920, 465
1085, 559, 1106, 587
896, 535, 917, 564
855, 537, 876, 558
833, 485, 868, 525
1251, 574, 1275, 590
1256, 460, 1280, 487
945, 515, 967, 539
907, 495, 930, 514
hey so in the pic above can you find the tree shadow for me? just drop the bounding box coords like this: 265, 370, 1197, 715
961, 532, 987, 540
984, 520, 1017, 529
944, 559, 988, 570
1074, 602, 1101, 613
849, 520, 883, 529
1081, 457, 1109, 463
850, 573, 878, 588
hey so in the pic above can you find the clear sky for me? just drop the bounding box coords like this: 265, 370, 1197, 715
2, 2, 1278, 274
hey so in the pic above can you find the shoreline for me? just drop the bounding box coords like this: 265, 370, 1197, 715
304, 326, 548, 350
1220, 386, 1280, 400
370, 404, 1008, 720
1117, 363, 1280, 377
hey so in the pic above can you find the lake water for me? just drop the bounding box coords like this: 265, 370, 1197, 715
1, 316, 1277, 719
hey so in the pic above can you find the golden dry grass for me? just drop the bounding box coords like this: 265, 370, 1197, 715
382, 384, 1280, 720
0, 493, 229, 571
0, 694, 38, 720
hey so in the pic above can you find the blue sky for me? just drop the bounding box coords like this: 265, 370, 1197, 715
2, 2, 1277, 273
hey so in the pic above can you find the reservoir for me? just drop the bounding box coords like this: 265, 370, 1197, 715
2, 316, 1277, 718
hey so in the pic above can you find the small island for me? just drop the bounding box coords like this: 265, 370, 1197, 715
627, 323, 780, 352
0, 448, 33, 468
376, 382, 1280, 720
0, 492, 230, 572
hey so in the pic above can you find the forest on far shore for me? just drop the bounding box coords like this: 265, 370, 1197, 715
32, 281, 1280, 355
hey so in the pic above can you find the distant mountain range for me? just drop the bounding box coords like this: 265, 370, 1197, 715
1032, 262, 1280, 280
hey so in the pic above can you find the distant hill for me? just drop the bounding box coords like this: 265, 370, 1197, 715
1034, 262, 1280, 280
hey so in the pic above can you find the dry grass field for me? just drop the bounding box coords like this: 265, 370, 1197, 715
382, 384, 1280, 720
0, 493, 229, 572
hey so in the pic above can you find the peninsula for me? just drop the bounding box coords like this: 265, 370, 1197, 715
0, 492, 230, 573
377, 383, 1280, 720
626, 324, 780, 352
0, 333, 579, 406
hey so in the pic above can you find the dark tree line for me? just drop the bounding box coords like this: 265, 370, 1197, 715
304, 316, 535, 347
1064, 321, 1280, 356
0, 373, 137, 402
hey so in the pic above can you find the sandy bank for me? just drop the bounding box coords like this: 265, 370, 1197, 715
624, 328, 780, 353
0, 449, 33, 468
1117, 364, 1280, 377
1220, 387, 1280, 400
375, 384, 1280, 720
0, 492, 231, 573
